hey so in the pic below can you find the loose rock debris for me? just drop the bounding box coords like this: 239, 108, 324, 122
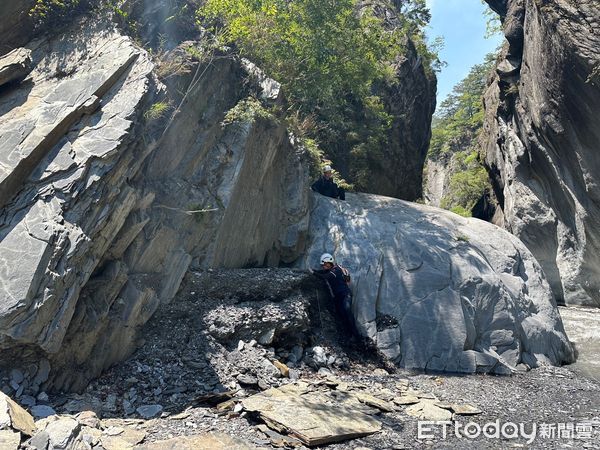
0, 391, 36, 437
1, 269, 598, 449
3, 376, 486, 448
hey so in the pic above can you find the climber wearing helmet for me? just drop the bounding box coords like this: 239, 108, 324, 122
311, 165, 346, 200
310, 253, 356, 335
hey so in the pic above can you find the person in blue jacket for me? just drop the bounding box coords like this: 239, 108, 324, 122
310, 252, 356, 335
311, 165, 345, 200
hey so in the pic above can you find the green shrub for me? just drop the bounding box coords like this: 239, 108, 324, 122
144, 101, 171, 121
440, 151, 489, 216
30, 0, 139, 35
196, 0, 438, 188
29, 0, 83, 28
428, 52, 497, 160
221, 97, 276, 126
427, 52, 499, 216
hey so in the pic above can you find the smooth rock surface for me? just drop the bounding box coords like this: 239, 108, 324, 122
303, 193, 575, 373
0, 47, 31, 87
482, 0, 600, 306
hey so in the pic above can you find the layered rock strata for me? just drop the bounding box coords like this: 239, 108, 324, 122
482, 0, 600, 306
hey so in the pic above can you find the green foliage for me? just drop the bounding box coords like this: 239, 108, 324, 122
104, 0, 138, 35
440, 151, 489, 214
303, 138, 324, 179
429, 52, 497, 159
395, 0, 445, 75
197, 0, 437, 189
481, 0, 503, 39
222, 96, 276, 126
300, 138, 353, 190
429, 52, 498, 216
30, 0, 138, 35
199, 0, 402, 114
184, 43, 206, 61
144, 101, 171, 121
29, 0, 82, 28
399, 0, 431, 31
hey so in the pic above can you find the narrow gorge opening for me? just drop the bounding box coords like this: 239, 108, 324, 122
422, 0, 504, 222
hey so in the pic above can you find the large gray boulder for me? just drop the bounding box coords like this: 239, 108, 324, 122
303, 193, 574, 374
482, 0, 600, 307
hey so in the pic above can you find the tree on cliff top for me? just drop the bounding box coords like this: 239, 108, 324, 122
429, 52, 497, 159
427, 52, 497, 216
197, 0, 438, 190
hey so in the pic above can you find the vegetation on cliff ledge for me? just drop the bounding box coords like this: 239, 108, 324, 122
427, 52, 497, 216
197, 0, 440, 190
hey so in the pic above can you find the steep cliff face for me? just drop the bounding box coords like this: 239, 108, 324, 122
0, 0, 35, 53
330, 1, 437, 201
423, 157, 450, 207
370, 36, 437, 200
0, 7, 309, 392
0, 0, 578, 397
482, 0, 600, 306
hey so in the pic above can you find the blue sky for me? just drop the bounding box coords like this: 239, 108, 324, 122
425, 0, 503, 107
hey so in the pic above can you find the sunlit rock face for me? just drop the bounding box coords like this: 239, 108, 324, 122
0, 11, 309, 391
482, 0, 600, 307
303, 193, 574, 374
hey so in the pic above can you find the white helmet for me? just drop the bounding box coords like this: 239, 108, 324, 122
320, 253, 334, 264
322, 165, 332, 173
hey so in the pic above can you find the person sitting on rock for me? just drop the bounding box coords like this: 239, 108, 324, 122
310, 253, 356, 336
311, 165, 345, 200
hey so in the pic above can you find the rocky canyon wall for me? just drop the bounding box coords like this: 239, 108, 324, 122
0, 6, 309, 392
482, 0, 600, 306
0, 0, 579, 398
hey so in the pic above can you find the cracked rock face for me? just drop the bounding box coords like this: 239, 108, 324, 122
0, 48, 32, 87
482, 0, 600, 307
303, 193, 574, 374
0, 17, 308, 393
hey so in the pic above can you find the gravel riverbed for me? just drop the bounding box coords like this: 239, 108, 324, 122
36, 270, 600, 450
